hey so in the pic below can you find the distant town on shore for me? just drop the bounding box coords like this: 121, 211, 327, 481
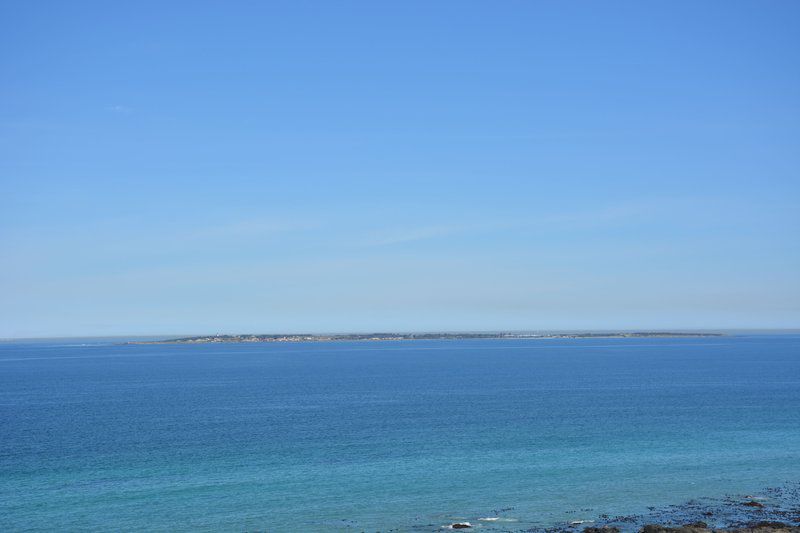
130, 331, 724, 344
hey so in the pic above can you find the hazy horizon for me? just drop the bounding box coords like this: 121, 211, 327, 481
4, 328, 800, 343
2, 1, 799, 338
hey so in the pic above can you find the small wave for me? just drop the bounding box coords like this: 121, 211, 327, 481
46, 343, 114, 348
479, 517, 518, 522
571, 519, 595, 525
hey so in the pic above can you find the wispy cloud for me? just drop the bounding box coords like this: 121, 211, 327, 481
355, 198, 689, 249
106, 105, 133, 114
535, 203, 654, 228
187, 218, 321, 240
361, 224, 472, 247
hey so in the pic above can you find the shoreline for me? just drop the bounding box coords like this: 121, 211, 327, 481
126, 331, 725, 345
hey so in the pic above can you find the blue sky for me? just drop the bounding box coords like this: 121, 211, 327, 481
1, 1, 799, 337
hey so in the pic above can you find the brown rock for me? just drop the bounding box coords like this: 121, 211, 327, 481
743, 500, 765, 508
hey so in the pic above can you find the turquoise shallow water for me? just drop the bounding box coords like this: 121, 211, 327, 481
1, 335, 799, 531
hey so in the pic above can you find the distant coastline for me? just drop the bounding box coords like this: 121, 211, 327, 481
127, 331, 724, 344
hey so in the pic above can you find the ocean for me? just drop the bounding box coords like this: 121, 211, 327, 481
1, 335, 799, 531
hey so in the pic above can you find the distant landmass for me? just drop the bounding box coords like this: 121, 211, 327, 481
129, 331, 724, 344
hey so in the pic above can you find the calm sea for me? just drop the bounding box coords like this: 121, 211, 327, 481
1, 335, 799, 531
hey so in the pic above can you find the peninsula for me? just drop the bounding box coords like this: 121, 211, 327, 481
129, 331, 723, 344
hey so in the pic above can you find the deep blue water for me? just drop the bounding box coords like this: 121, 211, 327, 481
1, 335, 799, 531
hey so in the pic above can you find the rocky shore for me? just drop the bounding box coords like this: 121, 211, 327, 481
435, 483, 800, 532
567, 485, 800, 533
580, 523, 799, 533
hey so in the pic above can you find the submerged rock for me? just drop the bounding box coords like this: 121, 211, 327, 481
640, 525, 708, 533
637, 523, 799, 533
450, 522, 472, 529
727, 524, 798, 533
584, 527, 620, 533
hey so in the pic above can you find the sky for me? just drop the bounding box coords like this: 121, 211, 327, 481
1, 1, 799, 338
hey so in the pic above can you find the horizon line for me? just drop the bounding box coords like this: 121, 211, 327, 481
3, 327, 800, 342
